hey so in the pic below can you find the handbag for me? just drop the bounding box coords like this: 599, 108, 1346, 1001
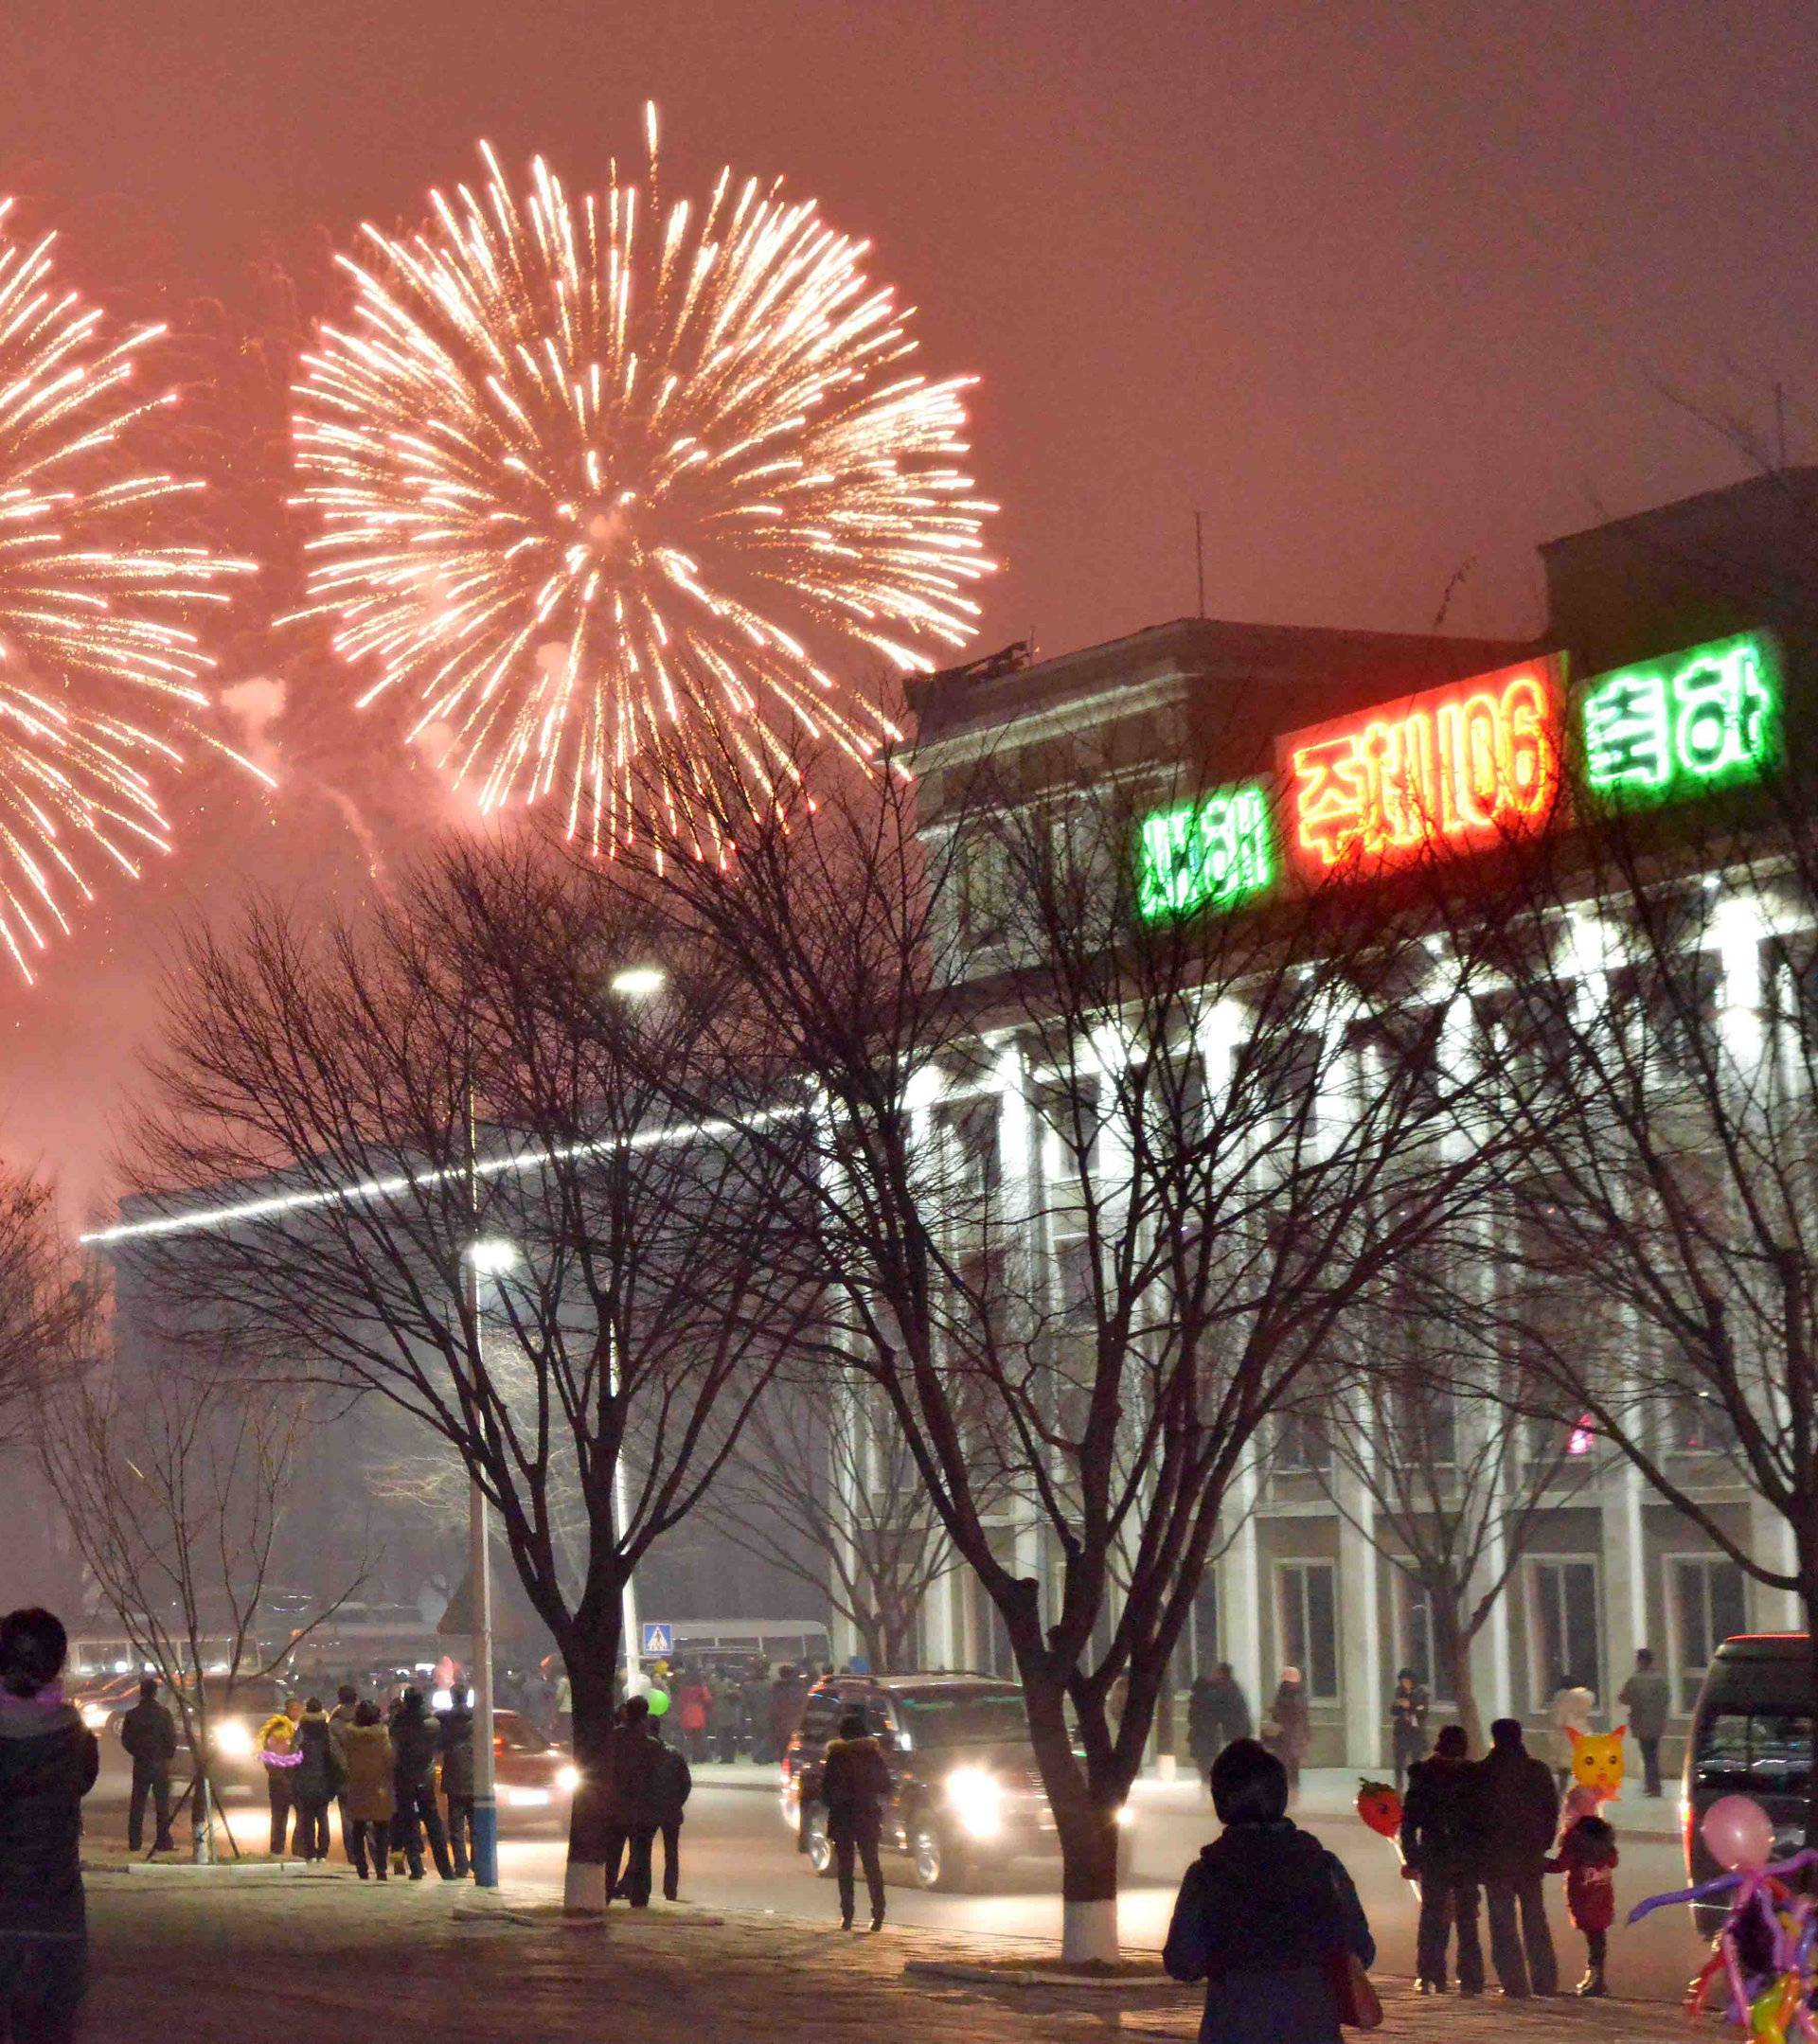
1324, 1947, 1384, 2031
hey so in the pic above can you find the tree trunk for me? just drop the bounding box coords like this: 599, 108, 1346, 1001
561, 1613, 623, 1911
1025, 1675, 1123, 1964
1435, 1593, 1484, 1753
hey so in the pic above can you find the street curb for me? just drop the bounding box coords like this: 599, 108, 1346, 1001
82, 1859, 341, 1878
903, 1958, 1175, 1992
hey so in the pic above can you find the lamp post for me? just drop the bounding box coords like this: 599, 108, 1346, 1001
463, 1235, 519, 1891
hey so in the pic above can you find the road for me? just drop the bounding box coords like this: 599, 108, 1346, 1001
86, 1750, 1711, 2000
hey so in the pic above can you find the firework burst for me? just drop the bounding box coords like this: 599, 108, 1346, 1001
294, 114, 995, 854
0, 203, 256, 981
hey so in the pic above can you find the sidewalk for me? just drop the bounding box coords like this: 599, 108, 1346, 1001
78, 1863, 1696, 2043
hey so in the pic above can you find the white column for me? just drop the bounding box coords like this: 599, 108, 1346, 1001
1338, 1490, 1381, 1768
1221, 1462, 1264, 1716
1749, 1498, 1803, 1629
1598, 1474, 1644, 1720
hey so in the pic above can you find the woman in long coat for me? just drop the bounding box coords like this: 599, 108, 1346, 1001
339, 1701, 396, 1880
1165, 1738, 1374, 2044
1263, 1666, 1310, 1796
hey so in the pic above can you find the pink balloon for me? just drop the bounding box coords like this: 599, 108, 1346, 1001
1701, 1795, 1774, 1872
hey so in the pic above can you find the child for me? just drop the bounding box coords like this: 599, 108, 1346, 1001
0, 1606, 100, 2044
1547, 1783, 1619, 1997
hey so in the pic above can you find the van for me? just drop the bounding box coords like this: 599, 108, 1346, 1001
1684, 1635, 1812, 1934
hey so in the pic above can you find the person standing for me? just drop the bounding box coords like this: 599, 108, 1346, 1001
257, 1699, 302, 1857
1548, 1674, 1596, 1792
706, 1673, 740, 1763
1616, 1649, 1671, 1798
0, 1608, 100, 2044
290, 1698, 341, 1863
1388, 1669, 1430, 1793
768, 1665, 810, 1765
118, 1677, 177, 1855
675, 1671, 711, 1764
1163, 1737, 1375, 2042
1546, 1784, 1619, 1998
340, 1701, 394, 1880
553, 1666, 573, 1747
815, 1710, 892, 1932
437, 1694, 476, 1878
1263, 1667, 1310, 1798
1476, 1717, 1560, 1998
328, 1684, 360, 1863
652, 1723, 692, 1901
1399, 1723, 1485, 1996
602, 1696, 663, 1907
740, 1662, 771, 1762
390, 1688, 454, 1880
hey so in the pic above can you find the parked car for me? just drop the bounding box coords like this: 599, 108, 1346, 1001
1684, 1633, 1811, 1935
781, 1671, 1132, 1892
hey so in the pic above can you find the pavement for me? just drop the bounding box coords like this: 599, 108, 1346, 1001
76, 1863, 1700, 2043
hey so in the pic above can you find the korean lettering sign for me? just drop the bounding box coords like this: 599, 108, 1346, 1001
1277, 658, 1564, 878
1580, 632, 1779, 806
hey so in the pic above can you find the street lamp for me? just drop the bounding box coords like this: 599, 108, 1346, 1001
462, 1234, 519, 1891
608, 965, 667, 1000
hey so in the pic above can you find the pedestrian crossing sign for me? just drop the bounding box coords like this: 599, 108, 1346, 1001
641, 1623, 673, 1657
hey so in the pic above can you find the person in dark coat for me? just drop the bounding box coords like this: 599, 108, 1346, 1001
602, 1696, 664, 1907
1164, 1737, 1374, 2044
813, 1710, 892, 1931
740, 1662, 771, 1761
1475, 1716, 1560, 1997
118, 1676, 178, 1855
390, 1688, 454, 1880
1262, 1667, 1310, 1797
1399, 1723, 1485, 1995
290, 1699, 342, 1862
651, 1725, 693, 1902
768, 1665, 810, 1763
0, 1607, 99, 2044
328, 1684, 360, 1864
1616, 1648, 1671, 1797
437, 1697, 476, 1878
1388, 1668, 1430, 1793
1187, 1664, 1252, 1783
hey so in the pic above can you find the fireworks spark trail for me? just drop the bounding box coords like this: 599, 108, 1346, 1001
293, 111, 996, 858
0, 202, 258, 982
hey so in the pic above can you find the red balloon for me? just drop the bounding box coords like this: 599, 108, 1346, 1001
1356, 1780, 1403, 1839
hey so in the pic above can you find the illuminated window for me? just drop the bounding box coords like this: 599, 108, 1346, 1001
1276, 1561, 1340, 1699
1581, 633, 1779, 805
1135, 782, 1274, 920
1279, 658, 1564, 877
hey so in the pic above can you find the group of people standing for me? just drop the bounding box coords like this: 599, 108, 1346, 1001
256, 1683, 479, 1879
589, 1693, 693, 1904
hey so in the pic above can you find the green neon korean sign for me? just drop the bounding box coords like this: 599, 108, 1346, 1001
1135, 782, 1274, 920
1580, 631, 1780, 806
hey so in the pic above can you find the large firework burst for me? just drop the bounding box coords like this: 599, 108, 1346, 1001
294, 115, 995, 854
0, 203, 255, 981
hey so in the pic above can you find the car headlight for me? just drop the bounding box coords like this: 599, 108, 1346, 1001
503, 1786, 551, 1808
945, 1766, 1004, 1840
556, 1764, 579, 1793
1114, 1804, 1136, 1828
211, 1720, 255, 1757
80, 1703, 110, 1731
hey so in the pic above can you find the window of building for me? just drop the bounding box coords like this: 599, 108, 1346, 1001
956, 830, 1013, 956
1526, 1557, 1601, 1709
1033, 1074, 1103, 1184
1273, 1400, 1333, 1476
1392, 1573, 1454, 1702
1051, 1233, 1096, 1325
936, 1096, 1002, 1202
1669, 1555, 1750, 1715
1275, 1561, 1339, 1700
1188, 1568, 1220, 1681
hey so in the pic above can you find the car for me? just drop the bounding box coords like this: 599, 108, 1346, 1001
70, 1673, 144, 1736
480, 1707, 579, 1818
780, 1671, 1132, 1893
1684, 1633, 1811, 1936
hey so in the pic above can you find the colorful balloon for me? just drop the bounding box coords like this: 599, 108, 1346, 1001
1355, 1779, 1402, 1840
1703, 1795, 1775, 1873
647, 1688, 670, 1717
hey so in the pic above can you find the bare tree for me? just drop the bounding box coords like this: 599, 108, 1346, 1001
36, 1337, 362, 1860
0, 1168, 90, 1446
117, 837, 819, 1905
626, 743, 1513, 1958
701, 1374, 954, 1675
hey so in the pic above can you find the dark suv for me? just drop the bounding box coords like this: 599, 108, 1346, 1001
781, 1670, 1131, 1892
1684, 1634, 1811, 1935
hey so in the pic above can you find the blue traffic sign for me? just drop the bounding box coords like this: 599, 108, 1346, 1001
640, 1622, 673, 1658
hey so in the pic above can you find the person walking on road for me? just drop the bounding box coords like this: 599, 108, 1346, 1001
390, 1688, 454, 1880
437, 1694, 476, 1877
1617, 1649, 1671, 1797
339, 1701, 394, 1880
0, 1608, 100, 2044
1399, 1723, 1485, 1996
1164, 1736, 1375, 2043
603, 1696, 664, 1907
652, 1722, 692, 1901
1262, 1667, 1310, 1799
1476, 1716, 1560, 1998
1388, 1669, 1430, 1793
257, 1699, 302, 1857
290, 1698, 342, 1863
118, 1676, 177, 1855
815, 1710, 892, 1932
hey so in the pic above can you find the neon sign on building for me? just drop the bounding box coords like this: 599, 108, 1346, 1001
1580, 632, 1779, 806
1135, 783, 1274, 920
1278, 658, 1564, 876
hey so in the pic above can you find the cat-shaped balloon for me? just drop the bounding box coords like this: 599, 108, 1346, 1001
1567, 1724, 1627, 1802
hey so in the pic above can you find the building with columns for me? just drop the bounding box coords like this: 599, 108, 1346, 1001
838, 469, 1817, 1771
